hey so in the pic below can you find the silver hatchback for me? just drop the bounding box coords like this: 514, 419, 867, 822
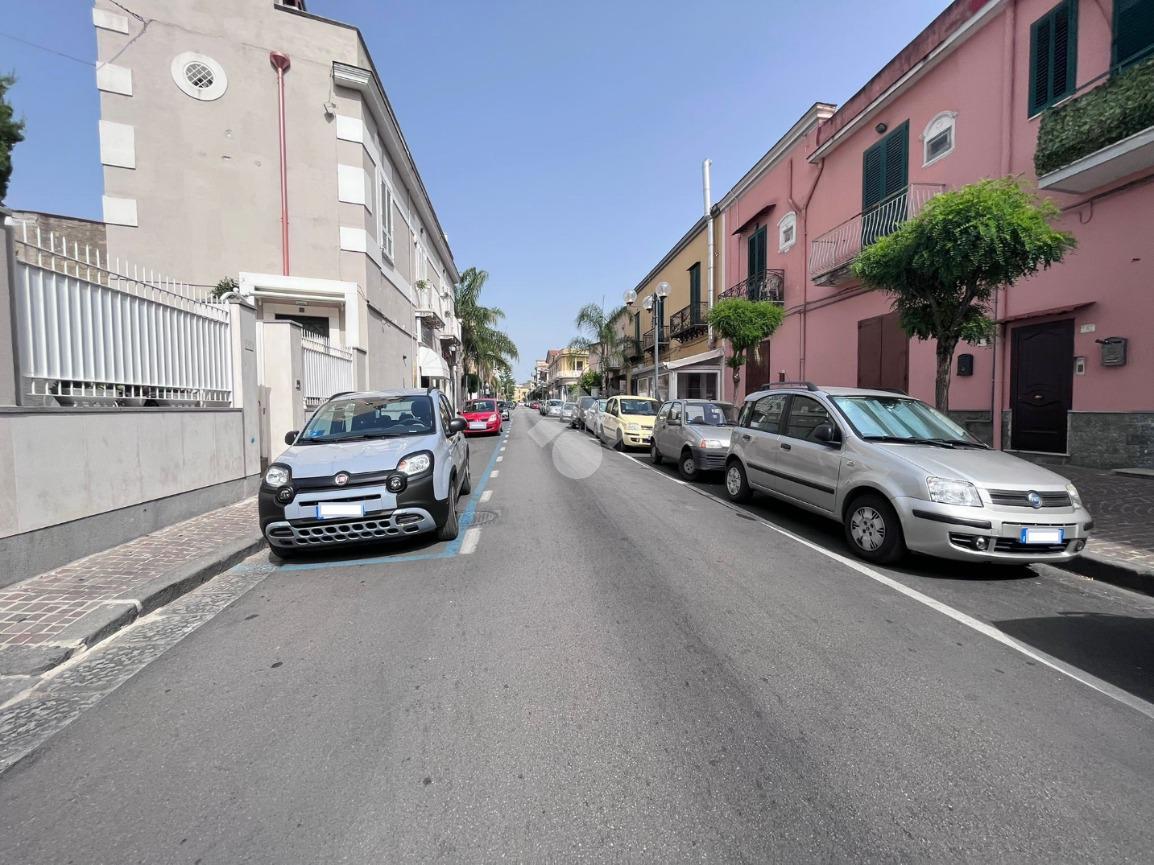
650, 399, 738, 479
724, 384, 1093, 565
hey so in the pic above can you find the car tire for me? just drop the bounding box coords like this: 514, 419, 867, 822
614, 432, 625, 452
650, 442, 663, 465
844, 493, 905, 564
437, 483, 460, 541
724, 460, 753, 503
678, 449, 698, 481
459, 462, 472, 495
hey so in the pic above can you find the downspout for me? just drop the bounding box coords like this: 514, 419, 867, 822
992, 1, 1016, 450
703, 159, 715, 343
792, 151, 826, 381
270, 52, 292, 276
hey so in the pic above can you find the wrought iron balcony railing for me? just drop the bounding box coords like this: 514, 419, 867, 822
808, 184, 944, 281
624, 338, 644, 362
668, 302, 710, 340
719, 270, 785, 304
642, 326, 669, 353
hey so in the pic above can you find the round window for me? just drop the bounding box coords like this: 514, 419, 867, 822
171, 52, 228, 101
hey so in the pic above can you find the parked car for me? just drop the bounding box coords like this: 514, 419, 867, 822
530, 401, 540, 411
572, 396, 597, 429
545, 399, 563, 417
461, 398, 503, 436
585, 398, 608, 437
598, 395, 660, 450
723, 383, 1092, 565
498, 401, 511, 420
559, 402, 578, 423
651, 399, 739, 479
259, 389, 471, 556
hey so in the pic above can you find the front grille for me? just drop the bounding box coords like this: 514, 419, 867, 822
268, 515, 423, 546
987, 489, 1071, 508
699, 452, 727, 469
993, 538, 1070, 554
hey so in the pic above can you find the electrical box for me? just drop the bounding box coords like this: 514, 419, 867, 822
1097, 337, 1127, 367
956, 353, 974, 376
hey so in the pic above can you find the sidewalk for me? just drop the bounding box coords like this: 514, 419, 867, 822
0, 499, 263, 690
1059, 466, 1154, 593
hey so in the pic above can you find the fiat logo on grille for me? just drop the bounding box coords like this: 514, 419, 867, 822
1026, 491, 1042, 509
334, 472, 350, 487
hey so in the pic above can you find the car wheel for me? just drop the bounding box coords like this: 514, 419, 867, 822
678, 449, 698, 480
650, 442, 663, 465
844, 493, 905, 564
724, 461, 752, 502
459, 462, 472, 495
614, 431, 625, 452
437, 482, 460, 541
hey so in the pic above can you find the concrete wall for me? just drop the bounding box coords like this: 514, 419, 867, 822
0, 210, 17, 406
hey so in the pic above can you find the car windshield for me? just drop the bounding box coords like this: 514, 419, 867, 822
465, 400, 496, 413
578, 397, 595, 408
597, 400, 607, 410
619, 398, 659, 416
547, 400, 562, 406
300, 395, 435, 441
831, 395, 983, 445
685, 402, 738, 426
563, 403, 577, 410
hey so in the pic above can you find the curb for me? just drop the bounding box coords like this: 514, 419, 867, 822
1056, 551, 1154, 598
132, 532, 266, 615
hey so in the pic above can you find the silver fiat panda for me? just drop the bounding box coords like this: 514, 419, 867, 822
259, 389, 470, 557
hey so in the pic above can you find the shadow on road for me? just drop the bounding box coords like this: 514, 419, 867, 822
994, 612, 1154, 702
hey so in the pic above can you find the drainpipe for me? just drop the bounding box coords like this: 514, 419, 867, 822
270, 52, 292, 276
991, 1, 1016, 451
703, 159, 715, 346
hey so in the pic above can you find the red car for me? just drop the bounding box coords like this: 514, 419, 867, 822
460, 398, 503, 436
530, 401, 540, 410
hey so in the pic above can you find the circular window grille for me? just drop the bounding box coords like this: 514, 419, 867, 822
184, 61, 215, 90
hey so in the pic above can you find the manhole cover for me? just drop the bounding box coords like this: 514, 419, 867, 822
461, 510, 498, 527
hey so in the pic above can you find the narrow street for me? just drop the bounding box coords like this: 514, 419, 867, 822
1, 409, 1152, 863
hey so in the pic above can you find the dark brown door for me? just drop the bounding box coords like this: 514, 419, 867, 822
857, 312, 908, 392
745, 338, 773, 393
1011, 319, 1073, 453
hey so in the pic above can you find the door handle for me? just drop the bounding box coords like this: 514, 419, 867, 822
741, 434, 751, 441
780, 442, 792, 451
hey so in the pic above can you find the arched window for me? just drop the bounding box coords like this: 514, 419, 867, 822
922, 111, 956, 166
777, 211, 797, 253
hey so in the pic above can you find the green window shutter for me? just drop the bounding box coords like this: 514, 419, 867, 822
883, 121, 909, 199
688, 263, 701, 309
862, 141, 885, 210
1052, 3, 1075, 99
1114, 0, 1154, 69
1029, 1, 1078, 115
634, 312, 640, 343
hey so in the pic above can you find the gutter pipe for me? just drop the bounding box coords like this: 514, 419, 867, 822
270, 51, 292, 276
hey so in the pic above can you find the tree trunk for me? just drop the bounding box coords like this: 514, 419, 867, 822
935, 337, 957, 411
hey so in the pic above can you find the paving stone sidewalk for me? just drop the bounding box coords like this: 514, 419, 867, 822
0, 499, 260, 652
1062, 466, 1154, 576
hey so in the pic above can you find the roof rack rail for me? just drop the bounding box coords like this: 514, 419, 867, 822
765, 381, 819, 392
326, 391, 354, 401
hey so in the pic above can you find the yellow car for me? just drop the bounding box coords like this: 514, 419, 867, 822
598, 395, 660, 450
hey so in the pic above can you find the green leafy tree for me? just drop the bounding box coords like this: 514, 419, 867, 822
496, 369, 516, 401
0, 74, 26, 204
707, 298, 786, 392
211, 276, 239, 299
853, 178, 1076, 410
578, 368, 602, 394
569, 303, 627, 397
453, 267, 518, 397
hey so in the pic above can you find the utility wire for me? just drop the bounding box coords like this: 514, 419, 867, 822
0, 31, 94, 67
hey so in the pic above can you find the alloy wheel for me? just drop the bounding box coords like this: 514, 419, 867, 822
850, 506, 886, 551
726, 466, 742, 496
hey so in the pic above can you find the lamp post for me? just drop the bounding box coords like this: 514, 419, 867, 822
624, 281, 669, 400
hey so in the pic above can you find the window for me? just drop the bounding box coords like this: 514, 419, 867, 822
438, 396, 454, 434
748, 394, 787, 433
1029, 1, 1077, 116
688, 262, 702, 311
669, 402, 682, 423
778, 212, 797, 253
302, 395, 434, 440
575, 360, 584, 372
1113, 0, 1154, 70
922, 112, 956, 166
862, 121, 909, 211
170, 52, 227, 101
377, 172, 395, 260
783, 396, 833, 442
747, 225, 767, 280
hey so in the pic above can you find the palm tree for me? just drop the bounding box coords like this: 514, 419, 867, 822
569, 302, 627, 397
454, 267, 519, 397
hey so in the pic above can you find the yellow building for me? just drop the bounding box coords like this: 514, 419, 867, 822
545, 348, 589, 399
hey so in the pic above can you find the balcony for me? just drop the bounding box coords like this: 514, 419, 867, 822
668, 302, 710, 341
719, 271, 784, 304
642, 327, 668, 354
414, 284, 445, 328
1036, 57, 1154, 194
624, 338, 644, 362
808, 183, 945, 284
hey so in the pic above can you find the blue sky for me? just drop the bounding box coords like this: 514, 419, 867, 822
3, 0, 950, 381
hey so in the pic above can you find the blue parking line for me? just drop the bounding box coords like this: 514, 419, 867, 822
272, 426, 510, 571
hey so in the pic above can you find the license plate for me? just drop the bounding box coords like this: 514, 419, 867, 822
469, 421, 487, 429
316, 502, 364, 519
1020, 527, 1064, 544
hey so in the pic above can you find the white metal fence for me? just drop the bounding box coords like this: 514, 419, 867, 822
302, 335, 354, 409
12, 225, 233, 404
808, 183, 945, 279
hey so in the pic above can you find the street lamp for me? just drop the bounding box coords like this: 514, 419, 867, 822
626, 282, 669, 400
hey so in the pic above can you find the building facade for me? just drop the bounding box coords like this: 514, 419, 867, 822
544, 348, 589, 400
92, 0, 462, 403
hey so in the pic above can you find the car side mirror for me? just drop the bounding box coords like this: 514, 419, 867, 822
813, 422, 841, 446
448, 418, 467, 434
284, 430, 299, 445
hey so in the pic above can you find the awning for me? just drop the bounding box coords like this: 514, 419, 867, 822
664, 348, 723, 370
995, 301, 1094, 324
418, 344, 449, 379
731, 203, 775, 235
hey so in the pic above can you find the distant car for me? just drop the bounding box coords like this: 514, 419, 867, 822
559, 402, 578, 422
530, 401, 540, 411
585, 398, 608, 437
545, 399, 563, 417
498, 401, 511, 420
598, 395, 659, 450
572, 396, 596, 429
460, 398, 503, 436
651, 399, 739, 479
724, 383, 1093, 565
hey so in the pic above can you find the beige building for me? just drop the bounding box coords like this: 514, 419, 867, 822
92, 0, 461, 400
545, 348, 588, 400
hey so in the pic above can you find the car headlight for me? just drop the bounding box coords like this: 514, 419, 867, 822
927, 476, 982, 507
699, 439, 726, 449
396, 452, 432, 476
1065, 482, 1083, 508
264, 465, 291, 487
489, 413, 500, 422
625, 423, 641, 432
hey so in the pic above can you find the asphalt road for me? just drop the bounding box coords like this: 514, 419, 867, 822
2, 409, 1153, 864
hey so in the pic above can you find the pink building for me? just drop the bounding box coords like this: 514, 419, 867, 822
716, 0, 1154, 468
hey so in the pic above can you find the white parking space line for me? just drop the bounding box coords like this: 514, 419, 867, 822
496, 456, 504, 463
490, 470, 500, 478
460, 527, 481, 555
480, 490, 493, 503
618, 454, 1154, 721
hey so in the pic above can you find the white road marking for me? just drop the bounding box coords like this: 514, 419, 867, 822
480, 490, 493, 503
460, 527, 481, 555
619, 454, 1154, 721
496, 456, 504, 463
490, 470, 500, 478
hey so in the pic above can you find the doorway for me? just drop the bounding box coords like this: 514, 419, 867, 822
1010, 319, 1074, 453
857, 312, 908, 393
